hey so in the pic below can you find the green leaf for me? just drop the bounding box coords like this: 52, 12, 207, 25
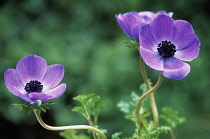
72, 106, 87, 118
117, 91, 150, 124
139, 121, 170, 139
160, 107, 186, 129
124, 38, 139, 50
72, 93, 105, 124
111, 132, 122, 139
12, 103, 36, 115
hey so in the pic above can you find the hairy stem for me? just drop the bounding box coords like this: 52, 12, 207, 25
139, 57, 159, 127
85, 109, 97, 139
135, 73, 163, 126
34, 109, 107, 139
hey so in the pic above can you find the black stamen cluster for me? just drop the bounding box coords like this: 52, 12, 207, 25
25, 80, 43, 93
157, 40, 176, 58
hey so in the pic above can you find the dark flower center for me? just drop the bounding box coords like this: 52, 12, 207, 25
25, 80, 43, 93
157, 40, 176, 58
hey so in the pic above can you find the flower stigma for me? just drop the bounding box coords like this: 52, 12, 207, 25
25, 80, 43, 93
157, 40, 176, 58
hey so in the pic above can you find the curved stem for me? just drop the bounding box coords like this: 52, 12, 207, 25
139, 57, 159, 127
34, 109, 107, 139
135, 73, 163, 126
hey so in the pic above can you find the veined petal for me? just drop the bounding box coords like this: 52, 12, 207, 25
174, 36, 200, 61
116, 12, 143, 38
42, 64, 64, 91
28, 92, 50, 102
139, 24, 158, 52
122, 12, 142, 29
29, 83, 66, 101
171, 20, 196, 49
4, 69, 25, 96
150, 15, 174, 43
162, 57, 190, 79
140, 46, 164, 70
115, 14, 132, 37
17, 92, 35, 103
131, 23, 145, 40
16, 55, 47, 84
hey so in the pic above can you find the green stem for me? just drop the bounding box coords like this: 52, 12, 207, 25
85, 109, 97, 139
135, 73, 163, 126
139, 57, 159, 127
170, 130, 176, 139
34, 109, 107, 139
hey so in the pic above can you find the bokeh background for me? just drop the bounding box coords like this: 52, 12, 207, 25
0, 0, 209, 139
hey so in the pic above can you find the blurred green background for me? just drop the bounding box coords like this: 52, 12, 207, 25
0, 0, 209, 139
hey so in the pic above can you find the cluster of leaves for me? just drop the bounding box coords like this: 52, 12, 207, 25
60, 93, 105, 139
72, 93, 105, 126
124, 38, 139, 50
12, 101, 54, 115
116, 81, 186, 139
160, 107, 186, 138
117, 90, 170, 139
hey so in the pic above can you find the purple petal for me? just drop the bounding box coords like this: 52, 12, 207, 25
167, 12, 173, 17
139, 24, 158, 52
28, 83, 66, 101
28, 92, 50, 102
140, 46, 164, 70
138, 11, 156, 23
16, 55, 47, 84
4, 69, 25, 96
162, 57, 190, 79
171, 20, 196, 49
131, 23, 145, 40
116, 14, 133, 37
42, 64, 64, 91
156, 11, 173, 17
17, 92, 36, 103
174, 36, 200, 61
156, 10, 168, 15
150, 15, 174, 43
122, 12, 142, 29
116, 12, 142, 38
138, 11, 173, 24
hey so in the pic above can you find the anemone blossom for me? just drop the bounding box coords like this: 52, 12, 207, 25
4, 55, 66, 103
139, 15, 200, 79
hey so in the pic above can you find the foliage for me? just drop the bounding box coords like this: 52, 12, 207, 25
118, 89, 170, 139
124, 38, 139, 50
72, 93, 105, 125
60, 93, 105, 139
12, 101, 54, 115
111, 132, 122, 139
160, 107, 186, 137
117, 81, 186, 139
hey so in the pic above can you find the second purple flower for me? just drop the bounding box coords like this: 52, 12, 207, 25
139, 15, 200, 79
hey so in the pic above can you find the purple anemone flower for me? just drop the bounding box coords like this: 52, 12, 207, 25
115, 10, 173, 40
4, 55, 66, 103
139, 15, 200, 79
